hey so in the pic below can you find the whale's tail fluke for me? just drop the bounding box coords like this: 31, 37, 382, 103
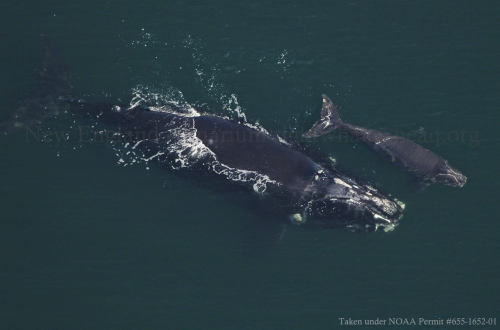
303, 94, 342, 138
1, 35, 73, 134
34, 35, 73, 99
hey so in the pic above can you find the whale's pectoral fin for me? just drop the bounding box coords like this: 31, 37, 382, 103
409, 178, 430, 193
34, 35, 73, 99
239, 216, 286, 257
303, 94, 342, 138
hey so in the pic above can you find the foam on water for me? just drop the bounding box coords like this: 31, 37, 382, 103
130, 84, 198, 116
182, 35, 248, 122
109, 84, 281, 194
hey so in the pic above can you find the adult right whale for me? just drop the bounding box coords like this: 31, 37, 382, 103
0, 36, 404, 233
303, 95, 467, 187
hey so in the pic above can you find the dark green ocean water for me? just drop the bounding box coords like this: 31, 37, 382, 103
1, 1, 499, 329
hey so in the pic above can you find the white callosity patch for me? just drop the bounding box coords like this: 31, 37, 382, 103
359, 194, 401, 218
305, 170, 403, 231
341, 176, 403, 226
339, 196, 396, 232
343, 177, 401, 223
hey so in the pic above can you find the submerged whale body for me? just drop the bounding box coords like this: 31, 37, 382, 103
1, 37, 404, 232
304, 95, 467, 187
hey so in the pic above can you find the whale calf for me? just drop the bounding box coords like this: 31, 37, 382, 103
303, 95, 467, 187
1, 37, 404, 232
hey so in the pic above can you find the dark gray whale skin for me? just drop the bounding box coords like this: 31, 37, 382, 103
70, 101, 404, 232
1, 37, 404, 232
304, 95, 467, 187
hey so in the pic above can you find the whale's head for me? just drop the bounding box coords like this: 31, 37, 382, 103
296, 170, 404, 232
433, 162, 467, 187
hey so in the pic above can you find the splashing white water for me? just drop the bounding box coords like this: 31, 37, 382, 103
109, 85, 280, 193
182, 36, 247, 121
